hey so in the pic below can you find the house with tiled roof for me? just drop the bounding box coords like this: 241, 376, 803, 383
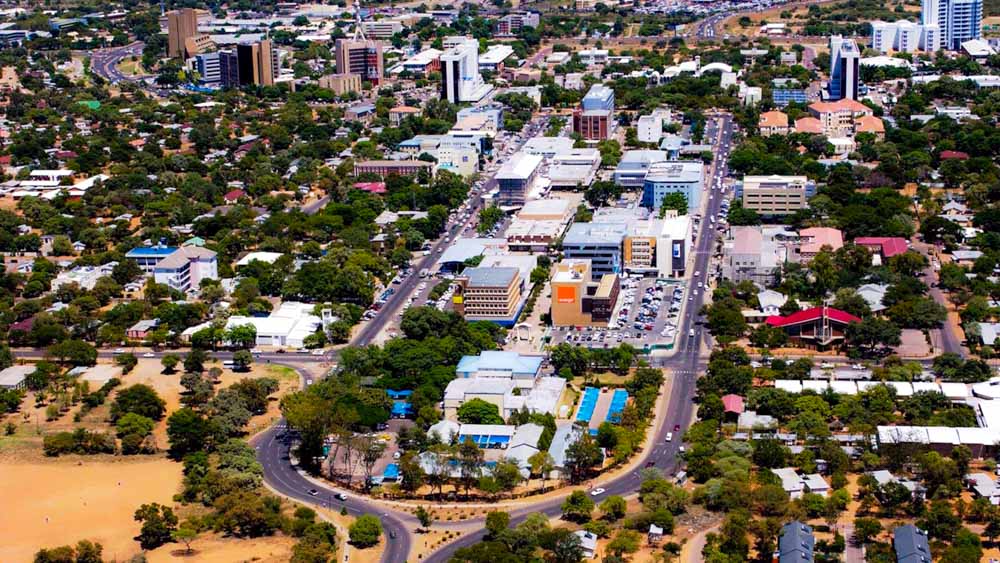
759, 110, 789, 136
766, 306, 861, 349
794, 117, 824, 135
799, 227, 844, 259
854, 114, 885, 141
854, 237, 908, 262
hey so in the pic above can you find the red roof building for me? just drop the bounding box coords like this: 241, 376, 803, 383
353, 182, 387, 194
721, 394, 745, 414
940, 150, 969, 161
223, 189, 246, 203
766, 306, 861, 349
854, 237, 909, 260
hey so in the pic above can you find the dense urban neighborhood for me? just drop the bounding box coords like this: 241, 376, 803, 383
2, 0, 1000, 561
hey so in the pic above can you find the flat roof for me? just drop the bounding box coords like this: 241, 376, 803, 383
496, 152, 543, 180
564, 221, 629, 246
463, 266, 519, 288
644, 160, 703, 183
479, 44, 514, 64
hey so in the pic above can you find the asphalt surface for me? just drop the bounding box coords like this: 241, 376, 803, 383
91, 41, 147, 84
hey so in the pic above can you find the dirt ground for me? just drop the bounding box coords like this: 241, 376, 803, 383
146, 533, 296, 563
0, 457, 183, 562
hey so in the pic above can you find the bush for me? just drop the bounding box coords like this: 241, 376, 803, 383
349, 514, 382, 547
43, 429, 117, 456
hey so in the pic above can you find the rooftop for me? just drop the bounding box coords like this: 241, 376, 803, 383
496, 152, 543, 180
462, 266, 519, 288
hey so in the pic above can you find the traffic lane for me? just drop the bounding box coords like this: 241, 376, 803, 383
256, 425, 412, 563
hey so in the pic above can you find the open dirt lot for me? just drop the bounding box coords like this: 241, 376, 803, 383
0, 458, 183, 561
147, 533, 296, 563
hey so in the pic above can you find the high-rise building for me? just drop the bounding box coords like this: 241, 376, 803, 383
192, 51, 222, 85
335, 38, 384, 85
166, 9, 198, 58
581, 83, 615, 111
219, 50, 240, 88
440, 36, 492, 103
922, 0, 981, 49
946, 0, 983, 49
828, 35, 859, 101
235, 40, 277, 87
869, 20, 939, 52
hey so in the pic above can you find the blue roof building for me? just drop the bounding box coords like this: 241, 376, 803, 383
126, 246, 178, 273
582, 84, 615, 111
778, 521, 815, 563
455, 351, 543, 380
893, 525, 930, 563
773, 89, 809, 107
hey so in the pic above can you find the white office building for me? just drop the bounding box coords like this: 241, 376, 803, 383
870, 20, 940, 52
440, 36, 493, 103
637, 109, 672, 144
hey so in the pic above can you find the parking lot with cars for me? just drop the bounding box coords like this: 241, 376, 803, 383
549, 277, 688, 350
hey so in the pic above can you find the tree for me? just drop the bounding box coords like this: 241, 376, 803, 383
607, 529, 641, 557
134, 503, 178, 550
854, 517, 883, 545
457, 398, 504, 425
166, 407, 212, 459
111, 384, 166, 421
172, 526, 197, 555
529, 450, 555, 488
184, 349, 207, 373
485, 511, 510, 538
492, 459, 523, 496
161, 353, 180, 374
415, 506, 433, 529
846, 318, 902, 357
561, 490, 595, 522
232, 350, 253, 371
48, 340, 98, 366
600, 495, 627, 520
349, 514, 382, 547
565, 432, 603, 483
659, 192, 688, 217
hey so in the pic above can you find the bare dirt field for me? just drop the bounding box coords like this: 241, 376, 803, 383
146, 533, 296, 563
0, 457, 183, 562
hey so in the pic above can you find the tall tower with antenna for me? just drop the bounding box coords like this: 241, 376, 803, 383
334, 0, 384, 85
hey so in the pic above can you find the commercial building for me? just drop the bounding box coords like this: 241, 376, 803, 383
478, 44, 515, 73
640, 161, 704, 213
829, 35, 860, 101
563, 221, 630, 278
229, 40, 277, 87
581, 83, 615, 111
361, 19, 402, 39
353, 160, 434, 177
614, 150, 669, 187
167, 8, 198, 58
623, 215, 693, 277
51, 263, 117, 291
452, 267, 525, 326
740, 175, 815, 215
318, 73, 362, 95
550, 260, 621, 326
456, 351, 543, 381
436, 145, 479, 178
799, 227, 844, 259
722, 226, 792, 285
522, 136, 575, 159
549, 148, 600, 189
152, 246, 219, 293
192, 51, 222, 85
496, 152, 543, 206
397, 48, 442, 75
496, 11, 540, 36
572, 108, 612, 141
184, 301, 327, 349
335, 38, 384, 85
924, 0, 983, 50
440, 36, 492, 103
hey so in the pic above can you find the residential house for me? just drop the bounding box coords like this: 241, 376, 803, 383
777, 521, 815, 563
893, 525, 931, 563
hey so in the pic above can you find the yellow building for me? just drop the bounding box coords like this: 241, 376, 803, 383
453, 267, 524, 326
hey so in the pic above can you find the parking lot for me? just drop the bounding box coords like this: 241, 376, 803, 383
549, 277, 688, 350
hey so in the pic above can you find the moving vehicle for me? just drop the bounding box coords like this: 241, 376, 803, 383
307, 489, 319, 496
335, 492, 347, 501
589, 487, 606, 496
142, 352, 155, 358
665, 432, 673, 442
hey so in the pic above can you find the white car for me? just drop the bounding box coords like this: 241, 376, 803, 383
665, 432, 673, 442
114, 348, 126, 354
589, 487, 606, 496
142, 352, 155, 358
820, 362, 835, 369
